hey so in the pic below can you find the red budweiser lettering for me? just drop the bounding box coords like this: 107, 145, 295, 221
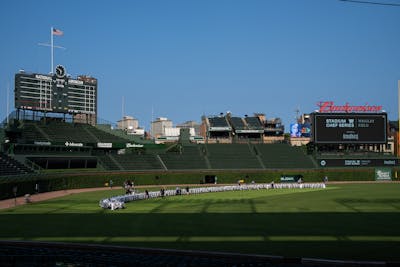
318, 101, 382, 113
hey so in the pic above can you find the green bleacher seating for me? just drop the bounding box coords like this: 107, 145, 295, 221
12, 120, 317, 171
159, 146, 207, 170
13, 144, 92, 156
99, 154, 164, 171
206, 144, 261, 169
20, 122, 48, 142
255, 143, 316, 169
0, 152, 33, 176
21, 121, 130, 144
97, 154, 120, 170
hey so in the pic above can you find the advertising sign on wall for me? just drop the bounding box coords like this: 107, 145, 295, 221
375, 168, 392, 181
319, 159, 397, 167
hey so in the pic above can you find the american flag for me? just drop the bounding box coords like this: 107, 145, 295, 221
52, 28, 63, 36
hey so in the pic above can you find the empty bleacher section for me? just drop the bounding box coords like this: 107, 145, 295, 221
159, 145, 208, 170
83, 125, 131, 143
28, 156, 97, 169
18, 121, 48, 143
13, 144, 92, 156
0, 152, 33, 176
98, 153, 164, 171
97, 154, 121, 170
206, 144, 262, 169
229, 116, 263, 143
255, 143, 316, 169
19, 120, 130, 144
2, 118, 318, 171
97, 144, 314, 171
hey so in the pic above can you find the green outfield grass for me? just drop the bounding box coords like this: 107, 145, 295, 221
1, 183, 400, 261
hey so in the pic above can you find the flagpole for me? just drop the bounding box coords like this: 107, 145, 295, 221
39, 27, 64, 74
51, 26, 54, 73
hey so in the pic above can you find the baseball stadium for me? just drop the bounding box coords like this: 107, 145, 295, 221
1, 67, 400, 266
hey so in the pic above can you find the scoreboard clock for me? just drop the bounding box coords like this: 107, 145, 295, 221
55, 65, 66, 78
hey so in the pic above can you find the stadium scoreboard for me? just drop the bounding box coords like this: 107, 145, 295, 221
15, 65, 97, 115
312, 113, 387, 144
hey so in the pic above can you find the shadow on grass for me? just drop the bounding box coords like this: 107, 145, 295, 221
1, 212, 399, 261
336, 198, 400, 212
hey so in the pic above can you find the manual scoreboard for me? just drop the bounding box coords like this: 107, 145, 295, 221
15, 65, 97, 115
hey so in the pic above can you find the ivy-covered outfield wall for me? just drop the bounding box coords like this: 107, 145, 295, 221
0, 168, 398, 200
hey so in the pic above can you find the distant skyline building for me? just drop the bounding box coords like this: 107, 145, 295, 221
151, 117, 173, 138
176, 120, 201, 136
117, 115, 139, 132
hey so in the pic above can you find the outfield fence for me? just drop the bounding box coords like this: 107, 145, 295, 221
99, 183, 326, 210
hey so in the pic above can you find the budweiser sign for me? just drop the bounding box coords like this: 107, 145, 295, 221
318, 101, 383, 113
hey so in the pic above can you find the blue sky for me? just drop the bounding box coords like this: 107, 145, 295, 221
1, 0, 400, 131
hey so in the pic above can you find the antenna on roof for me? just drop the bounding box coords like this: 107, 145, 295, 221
122, 96, 125, 118
151, 104, 154, 137
295, 107, 300, 122
6, 82, 10, 124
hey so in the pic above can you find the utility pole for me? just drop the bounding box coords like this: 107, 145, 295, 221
398, 81, 400, 157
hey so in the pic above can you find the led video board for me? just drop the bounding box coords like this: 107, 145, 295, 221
312, 113, 387, 144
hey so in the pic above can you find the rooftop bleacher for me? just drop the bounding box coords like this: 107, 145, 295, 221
208, 117, 231, 129
245, 117, 263, 130
229, 117, 246, 130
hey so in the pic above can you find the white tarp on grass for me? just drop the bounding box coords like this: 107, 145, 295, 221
99, 183, 326, 210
